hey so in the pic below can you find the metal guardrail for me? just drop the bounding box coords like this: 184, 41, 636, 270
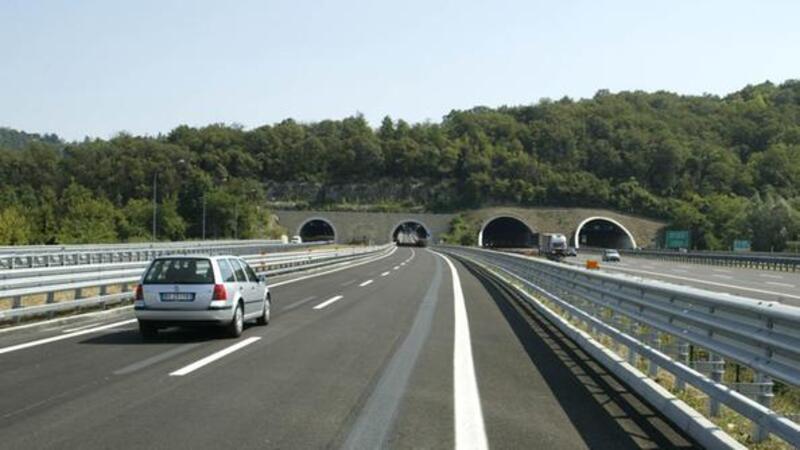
621, 248, 800, 271
0, 250, 345, 286
0, 239, 282, 255
0, 245, 392, 323
0, 240, 330, 270
441, 246, 800, 446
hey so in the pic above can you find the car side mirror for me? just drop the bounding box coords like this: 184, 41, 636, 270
258, 275, 267, 284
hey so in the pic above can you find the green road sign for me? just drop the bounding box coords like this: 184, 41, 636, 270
733, 239, 751, 252
665, 230, 690, 249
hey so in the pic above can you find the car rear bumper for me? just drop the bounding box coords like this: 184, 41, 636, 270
134, 306, 234, 324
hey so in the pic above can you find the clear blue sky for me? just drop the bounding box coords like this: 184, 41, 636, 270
2, 0, 799, 141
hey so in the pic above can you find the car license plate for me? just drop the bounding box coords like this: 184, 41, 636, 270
160, 292, 195, 302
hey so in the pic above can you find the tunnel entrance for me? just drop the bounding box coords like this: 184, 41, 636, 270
298, 219, 336, 242
574, 217, 635, 249
479, 217, 538, 248
392, 221, 430, 246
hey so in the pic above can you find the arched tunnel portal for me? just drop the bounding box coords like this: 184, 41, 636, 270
573, 217, 636, 249
479, 216, 538, 248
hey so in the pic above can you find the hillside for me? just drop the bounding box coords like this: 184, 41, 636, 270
1, 80, 799, 249
0, 127, 62, 150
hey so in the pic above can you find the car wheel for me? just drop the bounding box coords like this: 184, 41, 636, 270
226, 303, 244, 338
256, 297, 270, 326
139, 320, 158, 340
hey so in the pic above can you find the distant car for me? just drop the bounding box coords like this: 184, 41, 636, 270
291, 235, 302, 244
566, 247, 578, 257
134, 256, 271, 339
602, 249, 621, 262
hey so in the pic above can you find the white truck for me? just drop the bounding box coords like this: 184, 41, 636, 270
539, 233, 568, 261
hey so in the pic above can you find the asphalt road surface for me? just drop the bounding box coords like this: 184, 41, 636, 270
568, 251, 800, 307
0, 247, 698, 449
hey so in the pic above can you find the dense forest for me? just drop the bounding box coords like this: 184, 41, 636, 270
0, 127, 62, 150
1, 80, 800, 250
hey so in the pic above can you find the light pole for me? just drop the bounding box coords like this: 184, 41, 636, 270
152, 172, 158, 242
202, 194, 206, 240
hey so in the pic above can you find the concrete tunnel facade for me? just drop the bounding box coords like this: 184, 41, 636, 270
276, 209, 655, 248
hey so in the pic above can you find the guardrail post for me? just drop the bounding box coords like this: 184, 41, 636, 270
627, 321, 639, 366
751, 372, 774, 443
610, 312, 626, 354
709, 353, 725, 417
588, 302, 601, 336
648, 329, 660, 377
675, 340, 690, 391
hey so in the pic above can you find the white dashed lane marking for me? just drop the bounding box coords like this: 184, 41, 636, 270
313, 295, 344, 310
759, 274, 784, 279
169, 337, 261, 376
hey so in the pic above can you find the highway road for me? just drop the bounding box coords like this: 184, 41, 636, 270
0, 247, 698, 449
570, 251, 800, 307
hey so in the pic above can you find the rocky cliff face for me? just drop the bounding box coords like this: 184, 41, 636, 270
264, 179, 456, 209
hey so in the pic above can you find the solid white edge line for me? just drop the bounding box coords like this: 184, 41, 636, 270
359, 280, 374, 287
267, 246, 397, 288
0, 305, 134, 335
431, 250, 489, 450
313, 295, 344, 310
169, 337, 261, 376
0, 319, 137, 355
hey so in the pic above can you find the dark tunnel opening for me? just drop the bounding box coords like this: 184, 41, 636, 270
393, 222, 430, 246
576, 219, 634, 249
480, 217, 538, 248
299, 219, 336, 242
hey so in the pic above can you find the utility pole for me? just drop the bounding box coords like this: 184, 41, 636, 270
152, 172, 158, 241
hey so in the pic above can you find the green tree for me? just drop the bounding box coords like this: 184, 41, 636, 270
57, 183, 119, 243
0, 207, 31, 244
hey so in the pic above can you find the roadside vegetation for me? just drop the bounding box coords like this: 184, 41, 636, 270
2, 80, 800, 247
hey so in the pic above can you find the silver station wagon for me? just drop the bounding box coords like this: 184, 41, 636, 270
134, 255, 271, 339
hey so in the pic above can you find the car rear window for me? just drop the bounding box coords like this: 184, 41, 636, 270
229, 258, 248, 282
219, 259, 236, 283
144, 258, 214, 284
244, 263, 259, 282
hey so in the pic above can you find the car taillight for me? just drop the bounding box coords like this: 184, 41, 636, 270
135, 284, 144, 301
212, 284, 227, 300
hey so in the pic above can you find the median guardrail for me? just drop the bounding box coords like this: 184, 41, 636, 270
441, 246, 800, 447
620, 248, 800, 272
0, 245, 392, 324
0, 239, 283, 255
0, 240, 331, 270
